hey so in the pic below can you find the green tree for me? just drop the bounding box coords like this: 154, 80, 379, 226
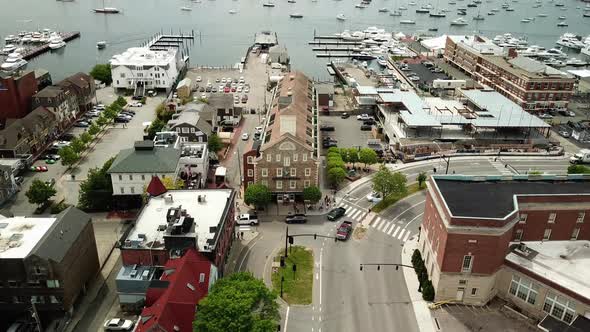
26, 179, 57, 207
115, 96, 127, 108
96, 115, 109, 127
70, 138, 86, 154
327, 147, 342, 155
103, 105, 119, 119
244, 184, 272, 209
417, 172, 427, 189
208, 134, 223, 153
567, 164, 590, 174
78, 158, 114, 211
147, 118, 165, 138
422, 280, 435, 301
327, 158, 345, 172
88, 123, 100, 136
359, 148, 378, 168
327, 167, 346, 189
155, 103, 174, 122
193, 272, 279, 332
372, 165, 407, 197
58, 146, 80, 167
89, 63, 112, 85
347, 148, 359, 166
303, 186, 322, 204
80, 132, 93, 145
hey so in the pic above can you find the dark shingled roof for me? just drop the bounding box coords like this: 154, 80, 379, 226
435, 178, 590, 219
32, 207, 91, 262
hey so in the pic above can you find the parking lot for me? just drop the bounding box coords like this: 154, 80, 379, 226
319, 114, 380, 154
404, 62, 449, 86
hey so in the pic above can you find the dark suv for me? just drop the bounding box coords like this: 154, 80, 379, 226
285, 213, 307, 224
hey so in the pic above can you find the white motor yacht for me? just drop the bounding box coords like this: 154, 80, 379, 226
537, 48, 568, 59
229, 9, 238, 14
398, 6, 408, 10
565, 58, 587, 67
557, 22, 568, 27
377, 56, 388, 66
544, 58, 565, 68
30, 32, 42, 43
379, 8, 389, 12
556, 33, 584, 49
48, 34, 66, 50
450, 17, 468, 25
538, 13, 547, 17
97, 41, 107, 49
400, 19, 416, 24
21, 34, 32, 43
581, 45, 590, 57
1, 44, 17, 53
390, 10, 402, 16
4, 35, 18, 43
355, 3, 368, 8
1, 53, 27, 71
518, 45, 545, 57
181, 6, 192, 11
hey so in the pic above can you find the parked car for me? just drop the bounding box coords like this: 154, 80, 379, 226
320, 124, 335, 131
74, 121, 90, 128
14, 176, 23, 185
336, 221, 353, 241
95, 104, 106, 110
241, 133, 249, 140
103, 318, 134, 331
363, 119, 376, 125
131, 95, 142, 101
559, 130, 571, 138
114, 116, 130, 123
360, 124, 372, 131
357, 114, 373, 121
87, 110, 101, 117
341, 112, 350, 119
254, 126, 263, 133
199, 87, 205, 92
241, 94, 248, 103
43, 154, 60, 161
196, 76, 202, 82
327, 207, 346, 221
60, 133, 75, 141
285, 213, 307, 224
224, 86, 230, 93
52, 141, 70, 148
538, 113, 553, 119
366, 191, 383, 203
122, 109, 136, 115
236, 213, 259, 226
31, 166, 48, 172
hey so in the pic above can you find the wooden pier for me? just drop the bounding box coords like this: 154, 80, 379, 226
0, 31, 80, 60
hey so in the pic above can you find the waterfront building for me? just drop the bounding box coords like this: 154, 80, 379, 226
110, 47, 183, 93
243, 72, 320, 202
418, 175, 590, 328
0, 71, 38, 124
57, 72, 96, 113
444, 36, 576, 112
32, 86, 78, 131
0, 207, 99, 325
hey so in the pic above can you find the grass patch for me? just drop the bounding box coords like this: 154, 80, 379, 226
271, 246, 314, 305
372, 183, 425, 213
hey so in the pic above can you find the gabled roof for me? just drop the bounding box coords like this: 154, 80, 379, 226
136, 249, 211, 332
167, 110, 212, 135
0, 107, 55, 150
108, 146, 181, 174
146, 176, 167, 197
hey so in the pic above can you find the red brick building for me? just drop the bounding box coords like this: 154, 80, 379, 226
444, 36, 576, 112
419, 175, 590, 327
0, 71, 38, 124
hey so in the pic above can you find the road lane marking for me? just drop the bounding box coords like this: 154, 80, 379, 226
319, 248, 323, 306
285, 306, 290, 332
390, 200, 426, 221
378, 220, 388, 231
373, 219, 383, 229
316, 272, 318, 280
350, 209, 363, 220
397, 229, 407, 240
368, 214, 378, 226
392, 227, 401, 238
346, 207, 358, 216
387, 223, 397, 235
403, 231, 411, 242
238, 235, 262, 272
404, 212, 424, 229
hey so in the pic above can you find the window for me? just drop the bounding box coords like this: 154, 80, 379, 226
305, 168, 311, 177
303, 154, 308, 161
118, 175, 122, 181
176, 128, 181, 133
182, 127, 189, 134
120, 187, 125, 194
571, 228, 580, 240
190, 128, 196, 133
284, 157, 290, 167
130, 187, 135, 194
267, 153, 272, 162
276, 181, 283, 189
543, 293, 576, 324
31, 296, 45, 304
129, 174, 133, 181
304, 180, 310, 187
247, 169, 253, 177
46, 280, 60, 288
27, 280, 40, 287
141, 174, 145, 181
262, 168, 268, 177
459, 280, 467, 285
290, 168, 296, 177
514, 229, 523, 241
276, 154, 281, 162
277, 168, 283, 177
290, 180, 296, 189
261, 180, 268, 186
247, 156, 254, 164
548, 213, 556, 223
199, 273, 206, 283
543, 229, 552, 240
509, 275, 538, 305
461, 255, 473, 273
471, 288, 478, 296
293, 154, 298, 161
577, 212, 585, 223
519, 214, 527, 224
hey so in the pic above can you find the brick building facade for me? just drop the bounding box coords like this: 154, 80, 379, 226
0, 71, 38, 124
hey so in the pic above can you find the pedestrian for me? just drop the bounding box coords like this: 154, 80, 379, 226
240, 231, 244, 240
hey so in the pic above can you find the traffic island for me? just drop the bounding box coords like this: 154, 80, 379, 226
372, 183, 425, 213
352, 224, 367, 240
271, 246, 314, 305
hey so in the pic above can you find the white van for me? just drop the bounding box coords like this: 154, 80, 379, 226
236, 213, 259, 226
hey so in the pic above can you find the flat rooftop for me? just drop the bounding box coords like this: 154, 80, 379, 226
449, 35, 504, 56
254, 31, 278, 46
0, 216, 57, 259
124, 189, 233, 252
110, 47, 178, 66
484, 55, 572, 80
432, 175, 590, 219
505, 241, 590, 302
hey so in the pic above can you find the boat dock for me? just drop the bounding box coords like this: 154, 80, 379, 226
143, 32, 195, 51
0, 31, 80, 60
308, 41, 363, 46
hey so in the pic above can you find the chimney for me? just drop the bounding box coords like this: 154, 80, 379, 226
507, 47, 517, 59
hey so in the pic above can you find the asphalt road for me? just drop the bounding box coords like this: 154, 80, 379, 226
234, 156, 571, 332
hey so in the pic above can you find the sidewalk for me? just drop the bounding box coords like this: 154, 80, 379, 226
401, 239, 437, 332
224, 228, 260, 275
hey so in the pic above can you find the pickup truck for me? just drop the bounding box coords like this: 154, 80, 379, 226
336, 221, 353, 241
570, 149, 590, 164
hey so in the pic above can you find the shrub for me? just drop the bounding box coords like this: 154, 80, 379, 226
422, 280, 435, 301
50, 201, 70, 214
412, 249, 422, 266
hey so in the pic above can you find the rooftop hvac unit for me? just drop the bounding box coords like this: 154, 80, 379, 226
130, 270, 138, 278
137, 233, 146, 240
141, 270, 150, 280
164, 193, 174, 204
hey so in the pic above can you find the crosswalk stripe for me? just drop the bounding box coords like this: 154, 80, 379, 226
378, 221, 388, 231
372, 219, 382, 229
392, 227, 401, 238
341, 203, 350, 209
346, 207, 358, 216
350, 210, 362, 220
387, 224, 397, 235
403, 232, 411, 242
368, 215, 378, 226
397, 229, 407, 240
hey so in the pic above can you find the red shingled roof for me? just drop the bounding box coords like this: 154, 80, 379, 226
136, 249, 211, 332
146, 176, 167, 197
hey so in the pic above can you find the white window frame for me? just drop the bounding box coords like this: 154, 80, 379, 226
305, 168, 311, 177
509, 275, 538, 305
543, 228, 552, 240
576, 212, 585, 224
247, 156, 254, 164
302, 153, 308, 162
571, 227, 580, 240
141, 174, 145, 181
247, 169, 253, 177
290, 180, 296, 189
118, 174, 122, 181
276, 168, 283, 177
543, 293, 576, 324
548, 213, 556, 224
461, 255, 473, 273
182, 127, 189, 134
293, 154, 298, 162
471, 288, 478, 296
284, 156, 290, 167
276, 154, 281, 162
261, 180, 268, 186
519, 214, 527, 224
514, 229, 523, 241
267, 153, 272, 162
130, 186, 135, 194
261, 168, 268, 177
304, 180, 310, 187
290, 168, 296, 177
276, 181, 283, 189
120, 187, 124, 194
129, 174, 133, 181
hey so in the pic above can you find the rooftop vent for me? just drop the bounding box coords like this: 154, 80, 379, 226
164, 194, 174, 204
141, 270, 150, 280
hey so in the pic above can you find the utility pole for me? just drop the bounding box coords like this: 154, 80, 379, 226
284, 226, 289, 258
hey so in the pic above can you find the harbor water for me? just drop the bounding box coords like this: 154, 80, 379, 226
1, 0, 589, 81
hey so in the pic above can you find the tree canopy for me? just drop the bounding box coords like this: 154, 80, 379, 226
193, 272, 279, 332
244, 184, 272, 208
372, 165, 407, 197
567, 164, 590, 174
58, 146, 80, 167
78, 157, 115, 211
70, 137, 86, 154
359, 148, 378, 167
327, 167, 346, 189
26, 179, 56, 207
417, 172, 428, 189
303, 186, 322, 203
90, 64, 112, 85
208, 134, 223, 153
